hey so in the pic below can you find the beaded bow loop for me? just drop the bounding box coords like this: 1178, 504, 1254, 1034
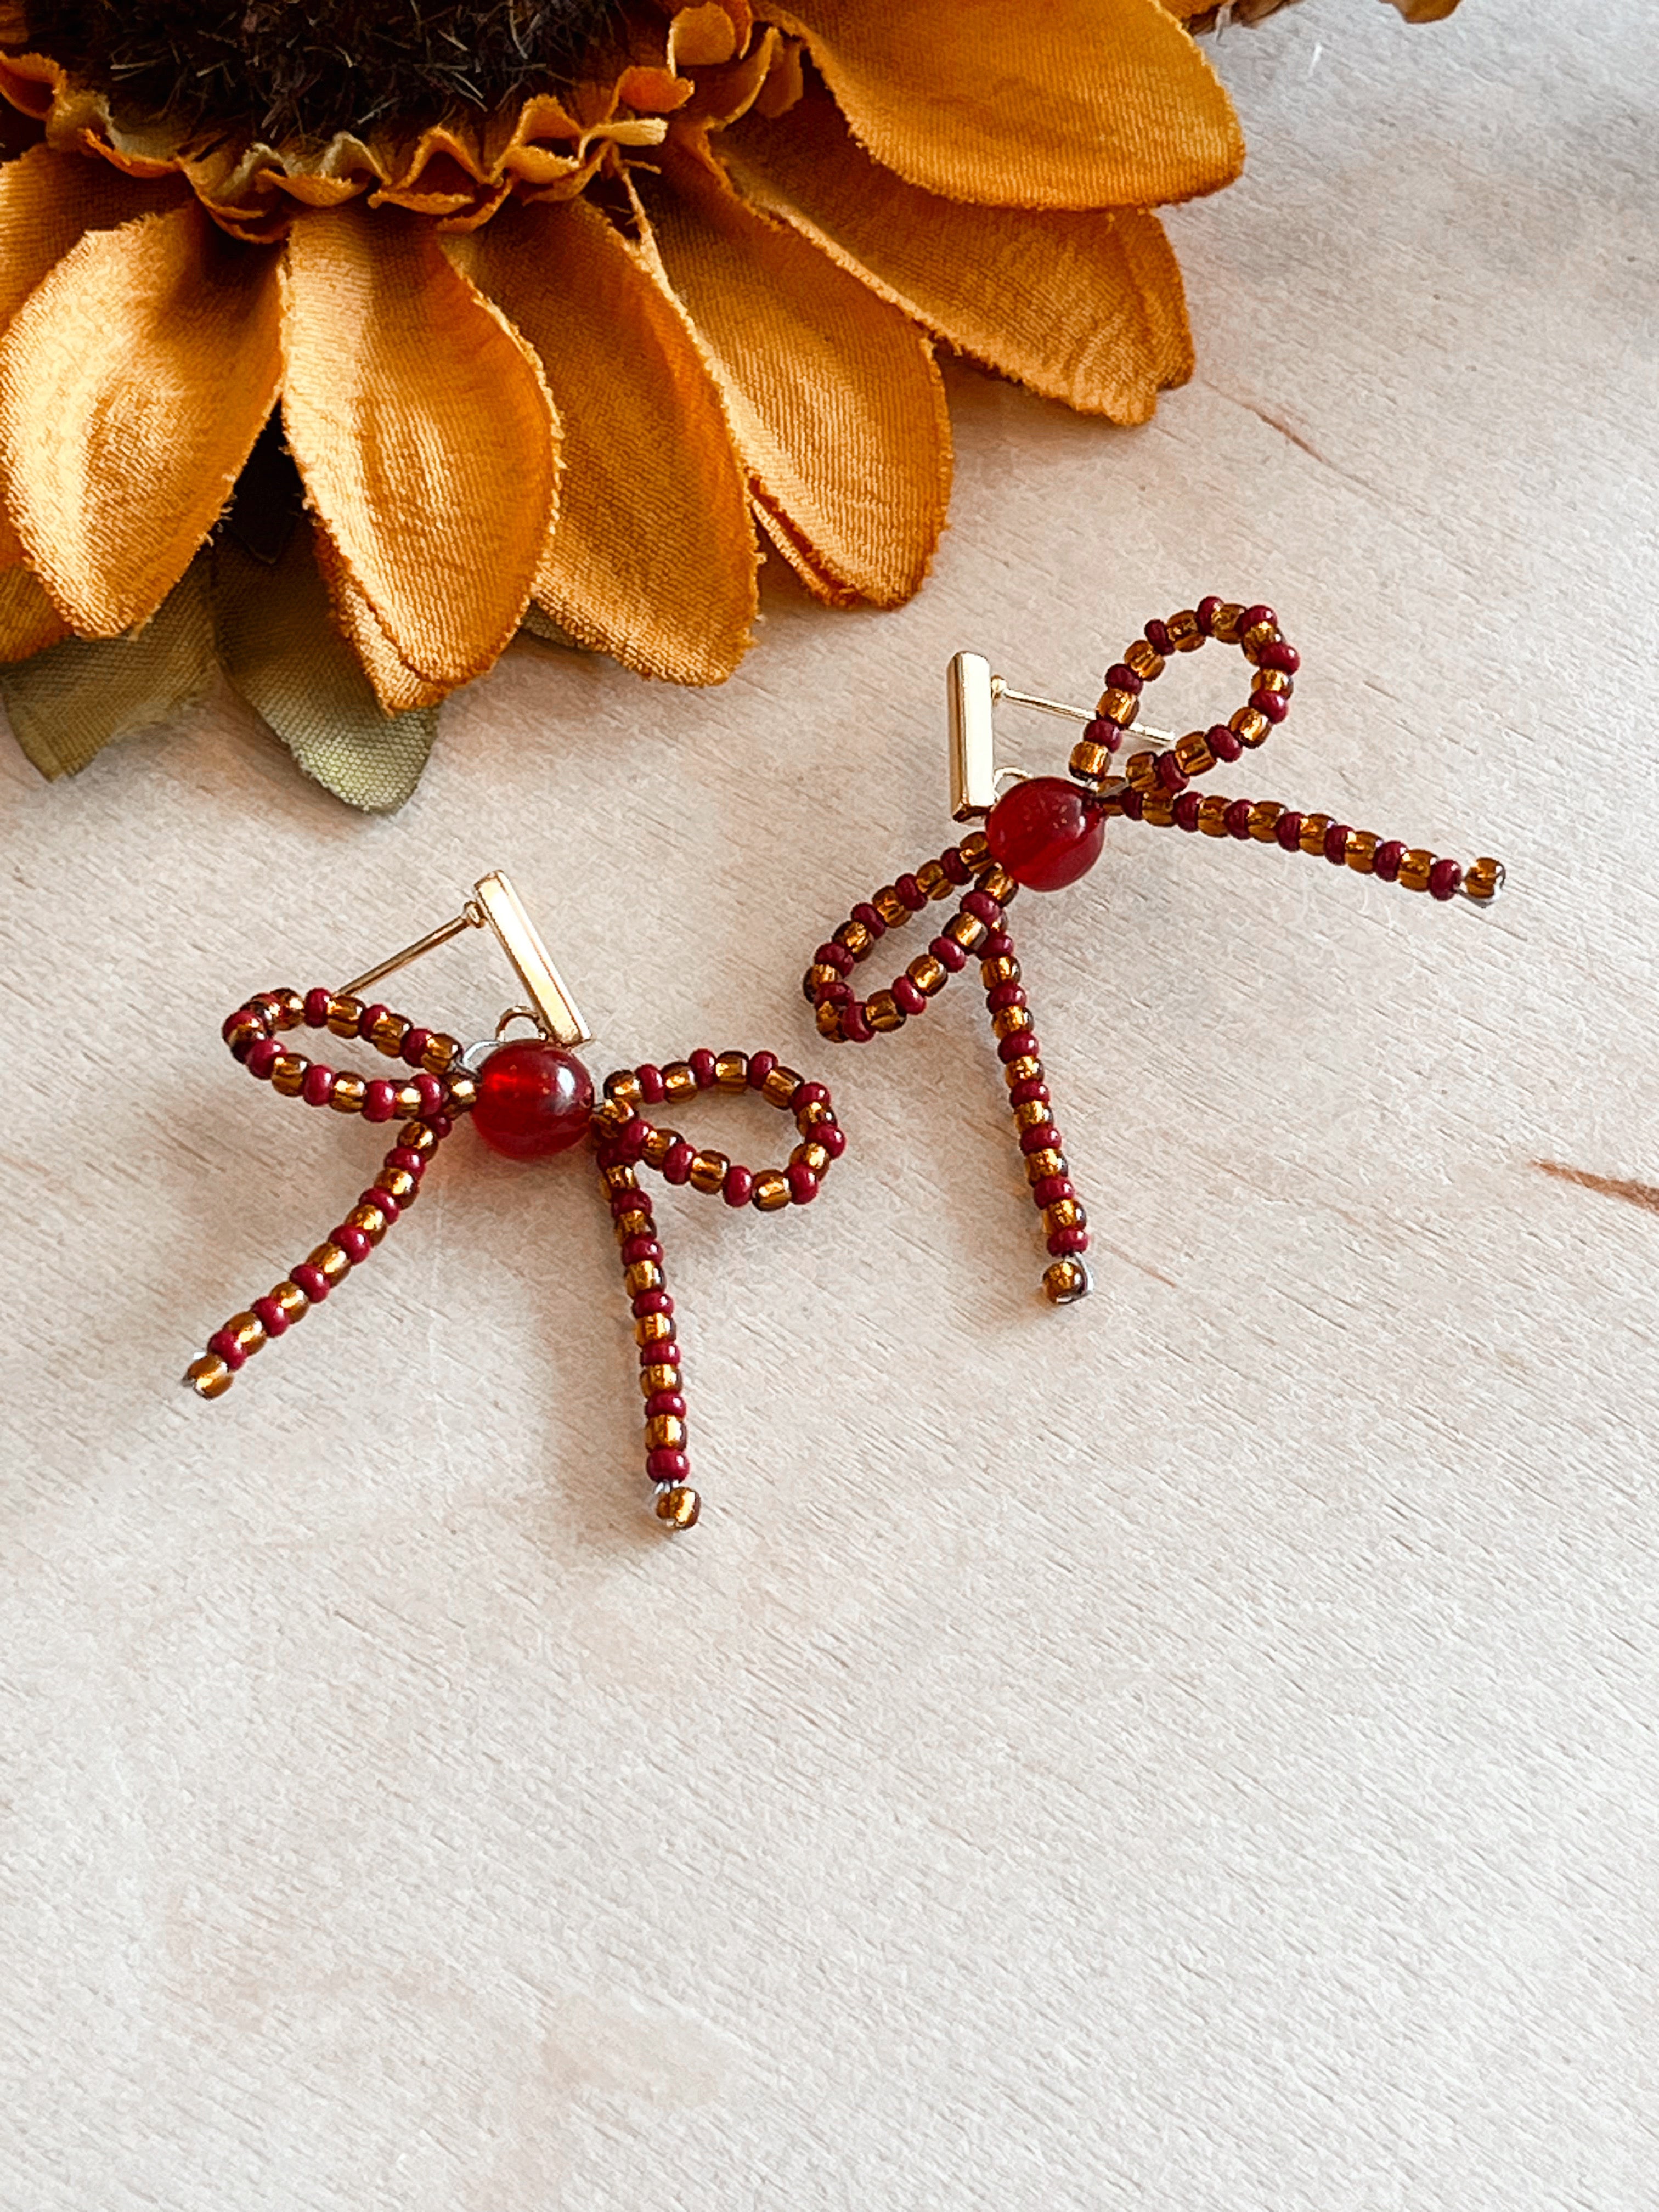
804, 599, 1505, 1306
188, 873, 846, 1532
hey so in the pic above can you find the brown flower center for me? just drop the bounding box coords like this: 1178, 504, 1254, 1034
20, 0, 622, 142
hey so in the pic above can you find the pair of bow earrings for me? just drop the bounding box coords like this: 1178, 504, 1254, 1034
188, 600, 1503, 1533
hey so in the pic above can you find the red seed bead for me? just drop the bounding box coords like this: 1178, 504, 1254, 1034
223, 1007, 260, 1045
986, 775, 1106, 892
892, 976, 927, 1017
357, 1002, 390, 1041
816, 979, 853, 1008
1208, 723, 1242, 764
1009, 1079, 1049, 1108
786, 1163, 820, 1204
690, 1049, 718, 1088
641, 1340, 681, 1367
940, 847, 971, 885
1020, 1123, 1063, 1156
1257, 640, 1300, 674
1082, 715, 1121, 757
811, 947, 852, 979
290, 1263, 328, 1302
1033, 1175, 1075, 1208
930, 934, 967, 973
363, 1186, 400, 1224
1428, 857, 1464, 901
1155, 752, 1189, 793
334, 1224, 371, 1264
636, 1063, 666, 1103
1276, 812, 1303, 851
363, 1079, 398, 1124
610, 1184, 648, 1216
962, 888, 1003, 926
426, 1114, 452, 1140
1104, 661, 1143, 694
1143, 618, 1171, 653
387, 1147, 426, 1178
748, 1050, 779, 1088
1225, 799, 1254, 840
1174, 792, 1202, 832
815, 1123, 847, 1160
723, 1164, 755, 1208
1119, 787, 1145, 821
1240, 603, 1278, 634
851, 902, 886, 939
1324, 823, 1351, 865
303, 989, 331, 1028
792, 1081, 830, 1113
986, 982, 1026, 1014
246, 1035, 283, 1080
473, 1042, 595, 1160
1048, 1226, 1090, 1256
1374, 840, 1405, 883
840, 1002, 874, 1043
400, 1025, 432, 1065
980, 930, 1015, 963
1195, 596, 1222, 635
1250, 688, 1289, 724
998, 1030, 1040, 1064
645, 1391, 687, 1420
896, 874, 927, 910
633, 1291, 674, 1318
206, 1328, 247, 1370
647, 1449, 690, 1482
622, 1236, 662, 1266
251, 1295, 291, 1337
300, 1063, 334, 1108
663, 1139, 695, 1184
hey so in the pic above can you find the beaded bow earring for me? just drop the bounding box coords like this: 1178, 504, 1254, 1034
190, 873, 845, 1532
803, 599, 1504, 1306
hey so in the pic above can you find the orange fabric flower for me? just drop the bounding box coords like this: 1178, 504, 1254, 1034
0, 0, 1244, 806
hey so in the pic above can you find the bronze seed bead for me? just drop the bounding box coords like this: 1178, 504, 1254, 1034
447, 1071, 477, 1114
1198, 794, 1230, 837
185, 1352, 235, 1398
1297, 812, 1333, 856
1142, 793, 1177, 828
1097, 686, 1139, 729
1025, 1148, 1066, 1183
1043, 1257, 1090, 1305
271, 1053, 309, 1098
1175, 730, 1217, 777
1043, 1198, 1087, 1234
641, 1126, 675, 1170
689, 1149, 728, 1194
1125, 639, 1164, 681
421, 1034, 461, 1074
1241, 620, 1280, 660
917, 860, 950, 900
1005, 1054, 1042, 1087
347, 1203, 388, 1244
959, 830, 991, 871
326, 994, 363, 1037
371, 1011, 408, 1056
308, 1242, 351, 1288
270, 1280, 309, 1323
866, 991, 905, 1032
909, 952, 947, 996
1211, 602, 1245, 644
393, 1083, 423, 1116
636, 1311, 675, 1347
625, 1260, 664, 1298
662, 1062, 698, 1103
654, 1485, 701, 1532
792, 1138, 832, 1178
226, 1014, 265, 1057
979, 864, 1017, 906
797, 1099, 835, 1130
272, 990, 306, 1027
600, 1159, 638, 1195
1124, 749, 1160, 794
1229, 707, 1272, 748
1166, 608, 1202, 653
752, 1169, 791, 1211
1071, 738, 1117, 785
991, 1005, 1032, 1041
763, 1065, 803, 1108
614, 1210, 653, 1245
380, 1165, 418, 1206
945, 912, 986, 953
873, 885, 910, 929
806, 961, 843, 1000
399, 1118, 438, 1154
225, 1311, 267, 1357
1345, 830, 1380, 874
815, 1003, 845, 1040
715, 1051, 749, 1091
1013, 1098, 1051, 1133
1465, 857, 1505, 901
645, 1414, 688, 1453
1254, 667, 1294, 699
605, 1071, 644, 1108
1399, 847, 1435, 893
1248, 801, 1285, 843
982, 953, 1020, 989
834, 918, 873, 960
593, 1097, 633, 1135
641, 1363, 680, 1397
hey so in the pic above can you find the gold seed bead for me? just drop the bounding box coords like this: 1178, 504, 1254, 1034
645, 1414, 688, 1453
1043, 1257, 1091, 1305
662, 1062, 698, 1103
981, 953, 1021, 989
308, 1242, 351, 1288
1166, 608, 1202, 653
1229, 706, 1272, 749
979, 864, 1017, 906
593, 1097, 633, 1135
1025, 1147, 1066, 1183
371, 1011, 408, 1056
614, 1208, 653, 1243
945, 912, 985, 953
185, 1353, 234, 1399
605, 1071, 644, 1108
422, 1033, 460, 1074
399, 1118, 438, 1154
1398, 847, 1435, 893
1097, 686, 1139, 729
1248, 800, 1285, 843
326, 994, 363, 1037
1175, 729, 1217, 777
1198, 794, 1230, 837
797, 1098, 835, 1130
1142, 792, 1177, 828
689, 1149, 728, 1194
626, 1260, 664, 1297
959, 830, 991, 870
270, 1053, 308, 1098
393, 1083, 422, 1116
866, 991, 905, 1032
1241, 620, 1279, 660
641, 1126, 675, 1170
269, 1280, 308, 1323
909, 952, 947, 996
1464, 856, 1505, 902
991, 1005, 1032, 1040
763, 1065, 803, 1108
641, 1363, 679, 1396
1071, 738, 1116, 785
816, 1003, 845, 1039
1254, 667, 1294, 698
834, 918, 873, 959
271, 990, 306, 1027
447, 1071, 477, 1114
1345, 830, 1380, 874
224, 1311, 267, 1357
806, 961, 843, 1000
1043, 1198, 1087, 1234
715, 1051, 749, 1091
636, 1311, 675, 1347
752, 1169, 791, 1211
1013, 1098, 1051, 1133
1125, 638, 1165, 681
1124, 749, 1160, 793
791, 1138, 832, 1178
226, 1014, 264, 1054
1211, 602, 1245, 644
380, 1165, 417, 1205
917, 860, 950, 900
1297, 812, 1333, 856
600, 1159, 638, 1194
654, 1485, 701, 1532
1004, 1054, 1042, 1087
347, 1203, 388, 1244
873, 885, 910, 928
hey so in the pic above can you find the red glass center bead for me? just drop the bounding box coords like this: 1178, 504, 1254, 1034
986, 776, 1106, 892
473, 1041, 595, 1160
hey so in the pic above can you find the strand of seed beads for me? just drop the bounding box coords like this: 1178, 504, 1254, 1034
976, 918, 1092, 1305
805, 831, 1015, 1042
185, 989, 477, 1397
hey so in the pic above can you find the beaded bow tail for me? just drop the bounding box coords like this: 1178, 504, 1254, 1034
804, 599, 1504, 1305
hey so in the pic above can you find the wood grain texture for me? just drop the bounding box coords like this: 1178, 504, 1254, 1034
2, 4, 1656, 2206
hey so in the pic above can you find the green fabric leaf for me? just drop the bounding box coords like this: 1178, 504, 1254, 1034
518, 602, 587, 651
1, 560, 216, 780
212, 524, 438, 814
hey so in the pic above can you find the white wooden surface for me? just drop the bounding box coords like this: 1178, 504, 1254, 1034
4, 5, 1656, 2206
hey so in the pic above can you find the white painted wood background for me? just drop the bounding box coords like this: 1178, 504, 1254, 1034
3, 4, 1656, 2205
